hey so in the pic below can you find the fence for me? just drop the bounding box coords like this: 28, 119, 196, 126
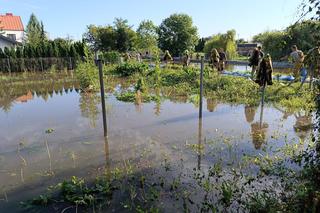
0, 57, 78, 73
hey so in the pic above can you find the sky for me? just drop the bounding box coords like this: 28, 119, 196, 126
0, 0, 303, 41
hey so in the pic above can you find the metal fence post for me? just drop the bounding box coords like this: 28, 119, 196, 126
199, 56, 204, 119
97, 57, 107, 137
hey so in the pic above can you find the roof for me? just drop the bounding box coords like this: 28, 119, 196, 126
237, 43, 260, 48
0, 34, 19, 44
0, 13, 24, 31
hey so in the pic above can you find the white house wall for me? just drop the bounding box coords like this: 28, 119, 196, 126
2, 30, 24, 43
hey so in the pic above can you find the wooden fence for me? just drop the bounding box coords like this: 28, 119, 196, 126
0, 57, 77, 73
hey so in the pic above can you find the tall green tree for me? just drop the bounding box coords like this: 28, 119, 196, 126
136, 20, 158, 53
114, 18, 137, 52
204, 30, 237, 59
158, 13, 199, 56
25, 13, 42, 45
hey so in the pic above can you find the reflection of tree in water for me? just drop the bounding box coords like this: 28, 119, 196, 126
244, 105, 257, 123
206, 98, 218, 112
154, 88, 161, 116
0, 72, 79, 113
79, 92, 101, 128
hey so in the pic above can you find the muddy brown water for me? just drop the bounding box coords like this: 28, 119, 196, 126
0, 71, 312, 212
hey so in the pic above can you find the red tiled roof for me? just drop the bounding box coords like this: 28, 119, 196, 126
0, 13, 24, 31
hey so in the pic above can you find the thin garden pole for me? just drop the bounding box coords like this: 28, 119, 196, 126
97, 57, 107, 137
7, 58, 11, 74
197, 116, 203, 170
199, 56, 204, 119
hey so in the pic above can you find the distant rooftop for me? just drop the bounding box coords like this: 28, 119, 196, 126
0, 13, 24, 31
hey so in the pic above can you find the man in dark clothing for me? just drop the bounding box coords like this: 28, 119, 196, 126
249, 46, 264, 79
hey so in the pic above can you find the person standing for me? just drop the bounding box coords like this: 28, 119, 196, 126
255, 54, 273, 87
282, 45, 305, 80
218, 48, 227, 71
210, 48, 220, 70
163, 50, 173, 64
182, 50, 191, 67
249, 46, 264, 79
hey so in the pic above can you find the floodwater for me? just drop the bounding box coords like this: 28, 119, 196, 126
0, 71, 312, 212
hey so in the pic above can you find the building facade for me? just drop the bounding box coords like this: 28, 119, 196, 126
0, 13, 24, 43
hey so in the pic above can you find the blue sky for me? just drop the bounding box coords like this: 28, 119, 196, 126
1, 0, 302, 41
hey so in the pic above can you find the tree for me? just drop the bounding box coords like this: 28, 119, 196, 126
158, 13, 199, 56
253, 21, 320, 59
25, 13, 42, 45
299, 0, 320, 20
83, 25, 116, 51
136, 20, 158, 53
114, 18, 137, 52
195, 38, 207, 52
204, 30, 237, 59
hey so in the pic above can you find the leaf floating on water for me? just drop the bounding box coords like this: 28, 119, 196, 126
45, 128, 55, 134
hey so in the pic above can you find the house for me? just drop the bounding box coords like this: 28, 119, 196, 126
237, 43, 261, 56
0, 13, 24, 43
0, 34, 19, 49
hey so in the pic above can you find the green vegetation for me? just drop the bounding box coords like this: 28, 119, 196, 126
158, 13, 199, 56
75, 61, 316, 111
204, 30, 237, 59
74, 61, 98, 90
253, 21, 320, 59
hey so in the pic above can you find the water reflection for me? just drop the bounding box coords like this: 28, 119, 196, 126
79, 93, 100, 128
251, 105, 269, 149
0, 72, 79, 113
207, 98, 218, 112
294, 113, 313, 141
244, 105, 257, 123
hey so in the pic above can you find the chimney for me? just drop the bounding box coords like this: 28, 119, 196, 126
6, 13, 13, 16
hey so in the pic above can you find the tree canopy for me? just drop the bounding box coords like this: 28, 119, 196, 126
158, 13, 199, 56
26, 13, 47, 45
203, 30, 237, 59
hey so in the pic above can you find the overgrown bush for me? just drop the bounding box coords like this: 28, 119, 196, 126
102, 51, 121, 64
75, 61, 98, 89
112, 62, 148, 76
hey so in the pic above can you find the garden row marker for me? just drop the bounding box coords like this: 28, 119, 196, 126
96, 55, 107, 137
199, 56, 204, 119
197, 56, 205, 169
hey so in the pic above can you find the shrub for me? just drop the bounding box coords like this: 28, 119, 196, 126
102, 51, 121, 64
75, 61, 98, 89
113, 62, 148, 76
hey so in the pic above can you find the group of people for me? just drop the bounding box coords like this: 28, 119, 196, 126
249, 44, 320, 87
210, 48, 227, 71
248, 46, 273, 87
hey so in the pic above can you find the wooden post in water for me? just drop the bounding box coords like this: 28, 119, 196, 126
199, 56, 204, 119
97, 55, 107, 137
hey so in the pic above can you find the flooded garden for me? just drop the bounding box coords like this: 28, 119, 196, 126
0, 61, 318, 212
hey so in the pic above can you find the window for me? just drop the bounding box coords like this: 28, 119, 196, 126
7, 34, 16, 41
